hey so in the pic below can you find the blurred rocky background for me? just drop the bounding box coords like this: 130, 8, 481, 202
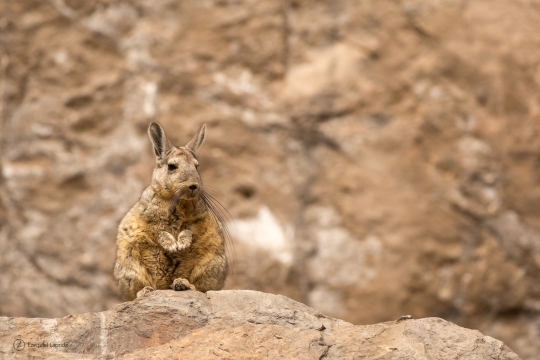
1, 0, 540, 358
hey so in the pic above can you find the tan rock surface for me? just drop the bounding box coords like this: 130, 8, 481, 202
1, 1, 540, 359
0, 290, 521, 359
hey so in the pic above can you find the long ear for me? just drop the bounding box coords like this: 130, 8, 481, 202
186, 124, 206, 154
148, 122, 170, 159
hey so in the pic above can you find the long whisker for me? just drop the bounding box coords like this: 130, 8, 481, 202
201, 192, 235, 252
199, 187, 225, 200
201, 189, 237, 277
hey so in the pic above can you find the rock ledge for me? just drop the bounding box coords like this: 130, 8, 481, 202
0, 290, 521, 359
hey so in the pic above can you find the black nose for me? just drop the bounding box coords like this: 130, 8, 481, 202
189, 184, 198, 190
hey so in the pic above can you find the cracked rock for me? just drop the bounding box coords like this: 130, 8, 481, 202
0, 290, 520, 359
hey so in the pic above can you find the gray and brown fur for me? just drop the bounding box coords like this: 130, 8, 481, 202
114, 122, 228, 301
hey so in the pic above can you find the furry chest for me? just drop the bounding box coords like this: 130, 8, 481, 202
167, 215, 189, 237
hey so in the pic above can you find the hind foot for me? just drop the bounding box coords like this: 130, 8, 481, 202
136, 286, 155, 298
171, 278, 196, 291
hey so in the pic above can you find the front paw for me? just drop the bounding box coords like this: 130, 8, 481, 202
171, 278, 196, 291
177, 230, 193, 249
158, 231, 192, 252
158, 231, 179, 252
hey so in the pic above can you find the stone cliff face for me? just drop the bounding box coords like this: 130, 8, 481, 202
1, 1, 540, 359
0, 290, 521, 359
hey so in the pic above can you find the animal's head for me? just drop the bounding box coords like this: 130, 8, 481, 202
148, 122, 205, 201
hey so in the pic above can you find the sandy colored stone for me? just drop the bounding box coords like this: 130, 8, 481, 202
0, 290, 521, 359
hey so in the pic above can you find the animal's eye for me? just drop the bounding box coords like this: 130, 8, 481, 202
168, 164, 178, 171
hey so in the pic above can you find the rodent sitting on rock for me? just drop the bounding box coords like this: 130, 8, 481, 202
114, 122, 228, 300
